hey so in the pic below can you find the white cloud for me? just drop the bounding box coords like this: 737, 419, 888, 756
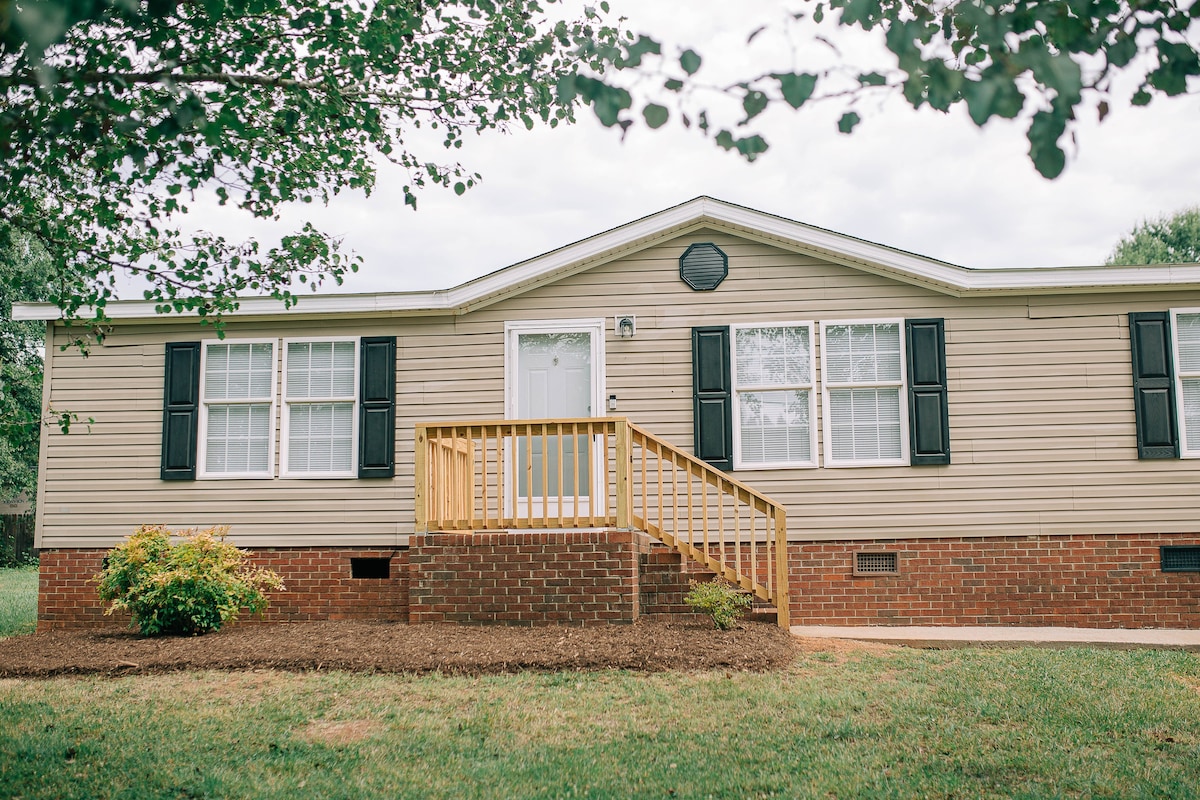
132, 0, 1200, 297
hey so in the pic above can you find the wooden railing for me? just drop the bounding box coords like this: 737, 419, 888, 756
414, 418, 789, 627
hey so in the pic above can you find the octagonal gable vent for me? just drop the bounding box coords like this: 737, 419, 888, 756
679, 242, 728, 291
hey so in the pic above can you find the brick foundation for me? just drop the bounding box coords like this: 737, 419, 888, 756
408, 529, 647, 625
789, 533, 1200, 628
36, 531, 1200, 630
37, 547, 408, 631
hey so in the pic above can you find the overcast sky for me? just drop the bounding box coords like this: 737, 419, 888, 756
180, 0, 1200, 296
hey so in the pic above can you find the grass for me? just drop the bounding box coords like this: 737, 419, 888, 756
0, 566, 37, 638
2, 646, 1199, 798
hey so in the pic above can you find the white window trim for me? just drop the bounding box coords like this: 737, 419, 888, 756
730, 321, 818, 470
1171, 308, 1200, 459
819, 318, 910, 468
280, 336, 361, 479
197, 338, 278, 480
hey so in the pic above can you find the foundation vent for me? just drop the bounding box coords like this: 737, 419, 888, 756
351, 557, 391, 579
854, 551, 899, 575
1161, 546, 1200, 572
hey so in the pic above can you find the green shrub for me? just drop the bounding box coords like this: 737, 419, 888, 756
95, 525, 284, 636
684, 578, 753, 630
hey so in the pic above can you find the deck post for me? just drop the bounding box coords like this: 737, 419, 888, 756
414, 424, 428, 533
614, 418, 631, 529
773, 508, 790, 628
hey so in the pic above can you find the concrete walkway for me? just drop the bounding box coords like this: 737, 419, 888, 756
791, 625, 1200, 651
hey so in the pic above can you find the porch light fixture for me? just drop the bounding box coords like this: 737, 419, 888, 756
615, 315, 636, 338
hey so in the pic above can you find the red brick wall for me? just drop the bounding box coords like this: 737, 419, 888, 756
408, 530, 643, 625
248, 548, 408, 624
38, 532, 1200, 630
37, 547, 408, 631
789, 533, 1200, 628
38, 549, 122, 630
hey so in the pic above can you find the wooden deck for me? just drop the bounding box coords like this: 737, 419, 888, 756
414, 417, 790, 627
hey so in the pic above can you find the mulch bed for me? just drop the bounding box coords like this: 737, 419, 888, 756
0, 619, 800, 679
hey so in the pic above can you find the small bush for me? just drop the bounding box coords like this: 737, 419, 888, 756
684, 578, 753, 630
95, 525, 284, 636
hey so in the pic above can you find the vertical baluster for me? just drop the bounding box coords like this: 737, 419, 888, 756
555, 422, 564, 527
655, 440, 664, 536
493, 425, 502, 527
639, 434, 647, 529
686, 458, 694, 554
671, 450, 679, 548
734, 487, 742, 582
523, 424, 533, 528
540, 423, 548, 528
435, 428, 446, 529
448, 426, 458, 526
571, 421, 580, 528
716, 477, 725, 567
513, 422, 523, 527
700, 469, 709, 558
597, 421, 607, 527
763, 501, 772, 599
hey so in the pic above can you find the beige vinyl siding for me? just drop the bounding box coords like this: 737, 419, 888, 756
36, 229, 1200, 548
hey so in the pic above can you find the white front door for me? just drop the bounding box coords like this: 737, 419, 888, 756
506, 320, 606, 518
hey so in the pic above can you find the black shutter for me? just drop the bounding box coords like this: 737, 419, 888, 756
359, 336, 396, 478
1129, 312, 1179, 459
161, 342, 201, 480
692, 326, 733, 470
906, 319, 951, 465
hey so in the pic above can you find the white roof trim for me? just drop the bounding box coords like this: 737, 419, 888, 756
15, 196, 1200, 321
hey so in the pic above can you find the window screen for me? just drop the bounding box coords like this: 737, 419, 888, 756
731, 325, 815, 467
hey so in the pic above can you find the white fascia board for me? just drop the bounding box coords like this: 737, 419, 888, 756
14, 197, 1200, 322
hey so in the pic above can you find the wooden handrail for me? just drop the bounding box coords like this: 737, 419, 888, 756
414, 418, 790, 628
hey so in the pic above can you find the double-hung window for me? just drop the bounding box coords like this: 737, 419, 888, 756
731, 323, 817, 469
283, 339, 359, 477
821, 320, 908, 467
1172, 311, 1200, 457
199, 340, 276, 478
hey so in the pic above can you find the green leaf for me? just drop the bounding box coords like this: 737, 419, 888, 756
962, 76, 1024, 126
453, 182, 466, 196
1027, 110, 1067, 179
741, 90, 769, 122
837, 112, 861, 134
679, 49, 702, 76
642, 103, 669, 129
775, 72, 817, 109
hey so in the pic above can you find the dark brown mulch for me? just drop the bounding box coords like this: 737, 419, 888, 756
0, 620, 799, 679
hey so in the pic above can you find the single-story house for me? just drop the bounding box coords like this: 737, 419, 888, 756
15, 197, 1200, 630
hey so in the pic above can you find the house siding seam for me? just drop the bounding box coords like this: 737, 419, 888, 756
36, 531, 1200, 630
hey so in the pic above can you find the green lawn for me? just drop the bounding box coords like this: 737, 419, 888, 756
0, 567, 37, 638
2, 646, 1199, 798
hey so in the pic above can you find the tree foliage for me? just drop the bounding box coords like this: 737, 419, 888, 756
0, 225, 53, 503
590, 0, 1200, 180
1, 0, 1198, 331
1, 0, 628, 330
1107, 207, 1200, 265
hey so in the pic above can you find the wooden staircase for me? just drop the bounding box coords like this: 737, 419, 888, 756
415, 417, 790, 628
